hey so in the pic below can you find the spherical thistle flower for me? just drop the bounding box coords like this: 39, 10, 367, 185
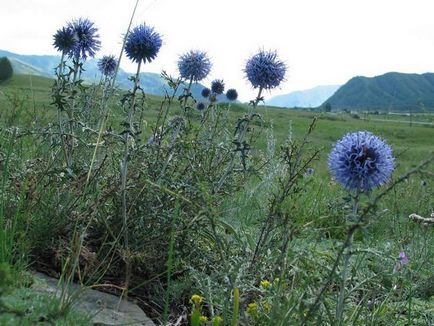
211, 79, 225, 95
53, 26, 76, 54
68, 18, 101, 60
328, 131, 395, 191
226, 88, 238, 101
201, 87, 211, 98
98, 55, 117, 77
125, 24, 162, 64
196, 102, 206, 111
177, 50, 211, 81
245, 50, 286, 90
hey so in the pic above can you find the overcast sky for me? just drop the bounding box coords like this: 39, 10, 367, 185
2, 0, 434, 100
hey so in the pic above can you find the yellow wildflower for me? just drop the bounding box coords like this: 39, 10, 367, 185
212, 316, 223, 325
247, 302, 258, 315
191, 294, 203, 305
260, 280, 271, 288
261, 300, 271, 313
199, 315, 208, 323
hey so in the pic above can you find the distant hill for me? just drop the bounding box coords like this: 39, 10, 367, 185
323, 72, 434, 112
265, 85, 340, 108
0, 49, 211, 100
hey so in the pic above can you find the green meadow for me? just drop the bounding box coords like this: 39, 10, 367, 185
0, 74, 433, 325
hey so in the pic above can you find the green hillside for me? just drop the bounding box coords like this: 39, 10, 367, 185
324, 72, 434, 112
0, 49, 215, 100
1, 74, 432, 174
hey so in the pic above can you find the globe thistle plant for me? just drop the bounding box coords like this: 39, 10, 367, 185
68, 18, 101, 60
201, 87, 211, 98
326, 130, 395, 324
121, 24, 163, 293
125, 24, 162, 64
244, 50, 286, 90
53, 26, 77, 55
328, 131, 395, 191
177, 50, 211, 82
98, 55, 117, 77
226, 88, 238, 101
211, 79, 225, 95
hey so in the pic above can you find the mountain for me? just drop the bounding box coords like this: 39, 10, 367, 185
323, 72, 434, 112
265, 85, 340, 108
0, 49, 210, 100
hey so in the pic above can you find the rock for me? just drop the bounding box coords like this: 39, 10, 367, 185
31, 272, 155, 326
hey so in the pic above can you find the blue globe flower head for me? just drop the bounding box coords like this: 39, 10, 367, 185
125, 24, 162, 64
201, 87, 211, 98
244, 50, 286, 90
226, 88, 238, 101
178, 50, 211, 81
328, 131, 395, 191
211, 79, 225, 95
68, 18, 101, 60
53, 26, 77, 54
98, 55, 117, 77
196, 102, 206, 111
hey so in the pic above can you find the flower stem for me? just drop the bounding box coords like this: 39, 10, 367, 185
336, 189, 360, 325
182, 77, 193, 111
85, 0, 140, 186
120, 60, 142, 300
213, 87, 263, 193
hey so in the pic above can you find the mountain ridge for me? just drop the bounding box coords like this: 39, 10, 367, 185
266, 85, 340, 108
323, 72, 434, 112
0, 49, 209, 100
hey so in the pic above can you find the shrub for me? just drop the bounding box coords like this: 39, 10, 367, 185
0, 57, 13, 82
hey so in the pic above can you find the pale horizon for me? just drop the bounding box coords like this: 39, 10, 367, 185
2, 0, 434, 101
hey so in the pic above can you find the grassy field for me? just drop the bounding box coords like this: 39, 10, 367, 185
2, 74, 432, 174
0, 74, 433, 325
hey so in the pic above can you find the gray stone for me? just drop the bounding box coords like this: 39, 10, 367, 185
32, 272, 155, 326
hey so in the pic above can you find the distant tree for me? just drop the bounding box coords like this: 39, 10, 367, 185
324, 103, 332, 112
0, 57, 13, 82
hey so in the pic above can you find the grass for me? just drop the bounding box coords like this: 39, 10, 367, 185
0, 73, 433, 325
